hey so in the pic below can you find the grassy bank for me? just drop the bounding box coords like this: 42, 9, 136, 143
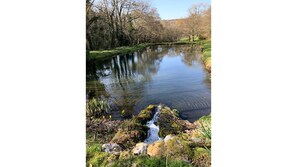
200, 40, 211, 73
87, 41, 200, 61
155, 41, 199, 45
179, 36, 200, 43
88, 44, 151, 60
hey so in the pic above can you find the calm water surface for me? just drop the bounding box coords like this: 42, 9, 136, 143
86, 45, 211, 122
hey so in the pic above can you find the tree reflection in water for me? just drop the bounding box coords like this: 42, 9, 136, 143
86, 45, 210, 120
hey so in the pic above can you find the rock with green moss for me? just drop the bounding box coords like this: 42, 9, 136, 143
109, 105, 156, 149
157, 106, 196, 138
136, 105, 155, 124
110, 127, 147, 149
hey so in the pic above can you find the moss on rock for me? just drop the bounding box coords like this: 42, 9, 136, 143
158, 106, 195, 138
110, 105, 156, 149
110, 126, 148, 149
136, 105, 155, 124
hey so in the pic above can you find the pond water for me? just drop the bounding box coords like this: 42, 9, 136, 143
86, 45, 211, 122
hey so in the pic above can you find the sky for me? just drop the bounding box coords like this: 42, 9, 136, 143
151, 0, 211, 20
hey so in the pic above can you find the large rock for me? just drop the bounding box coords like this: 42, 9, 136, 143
132, 142, 148, 155
110, 127, 148, 149
147, 140, 164, 157
102, 143, 122, 155
136, 105, 155, 124
109, 105, 156, 149
157, 106, 196, 137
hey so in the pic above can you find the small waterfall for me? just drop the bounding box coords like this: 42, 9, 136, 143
144, 105, 162, 143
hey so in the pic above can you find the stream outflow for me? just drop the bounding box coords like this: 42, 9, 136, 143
144, 105, 162, 143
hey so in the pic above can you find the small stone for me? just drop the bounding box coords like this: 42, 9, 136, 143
132, 142, 148, 155
164, 135, 175, 142
102, 143, 122, 155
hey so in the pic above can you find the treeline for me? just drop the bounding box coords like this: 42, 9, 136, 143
86, 0, 211, 50
163, 3, 211, 42
86, 0, 180, 50
186, 4, 211, 41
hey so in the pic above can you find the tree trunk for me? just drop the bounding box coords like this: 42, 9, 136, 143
86, 33, 93, 51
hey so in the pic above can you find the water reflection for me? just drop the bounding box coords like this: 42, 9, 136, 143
86, 45, 211, 121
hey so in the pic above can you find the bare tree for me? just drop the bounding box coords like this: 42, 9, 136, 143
86, 0, 208, 50
186, 3, 210, 41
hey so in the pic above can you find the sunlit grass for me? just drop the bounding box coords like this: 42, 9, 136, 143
180, 36, 200, 42
109, 155, 193, 167
88, 44, 150, 60
200, 40, 211, 73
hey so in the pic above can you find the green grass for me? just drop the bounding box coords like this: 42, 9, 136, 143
180, 36, 200, 42
87, 151, 193, 167
157, 41, 198, 45
86, 143, 102, 161
87, 37, 206, 61
200, 40, 211, 73
87, 41, 200, 61
109, 155, 193, 167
